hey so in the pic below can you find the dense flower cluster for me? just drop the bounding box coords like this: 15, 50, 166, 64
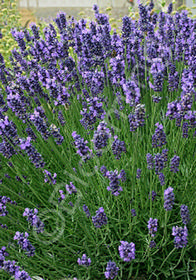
43, 169, 57, 185
0, 247, 31, 280
118, 241, 135, 262
164, 187, 175, 211
106, 170, 123, 196
111, 135, 126, 159
0, 195, 16, 217
92, 207, 108, 228
0, 1, 195, 278
77, 254, 91, 267
66, 182, 77, 194
172, 226, 188, 248
147, 218, 158, 238
170, 155, 180, 173
23, 208, 44, 233
180, 204, 190, 225
104, 260, 119, 279
72, 131, 92, 161
152, 122, 167, 148
92, 121, 111, 156
14, 232, 35, 257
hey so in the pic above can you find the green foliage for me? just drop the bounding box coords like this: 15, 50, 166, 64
0, 0, 20, 66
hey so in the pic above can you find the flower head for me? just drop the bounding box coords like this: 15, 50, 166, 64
105, 260, 119, 279
118, 241, 135, 262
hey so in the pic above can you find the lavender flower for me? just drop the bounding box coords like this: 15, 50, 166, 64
147, 218, 158, 238
66, 182, 77, 194
92, 207, 107, 228
136, 168, 141, 179
83, 205, 91, 218
19, 137, 45, 168
43, 169, 57, 185
105, 260, 119, 279
149, 240, 156, 248
118, 241, 135, 262
106, 170, 123, 196
164, 187, 175, 211
170, 155, 180, 173
100, 165, 108, 177
119, 169, 126, 182
14, 232, 35, 257
111, 136, 126, 159
23, 208, 44, 234
154, 153, 165, 175
158, 172, 165, 186
167, 3, 173, 14
146, 153, 154, 170
131, 209, 136, 217
152, 95, 162, 103
152, 122, 167, 148
92, 121, 111, 156
149, 191, 157, 201
72, 131, 92, 162
77, 254, 91, 267
172, 226, 188, 248
180, 205, 190, 225
58, 190, 65, 203
182, 122, 189, 138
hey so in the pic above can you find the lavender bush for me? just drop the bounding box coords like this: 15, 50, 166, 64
0, 1, 196, 279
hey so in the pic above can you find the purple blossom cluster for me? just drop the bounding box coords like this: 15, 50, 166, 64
13, 232, 35, 257
180, 204, 190, 225
0, 1, 195, 278
43, 169, 57, 184
92, 121, 111, 156
66, 182, 77, 194
128, 104, 146, 132
0, 195, 17, 217
111, 135, 126, 159
106, 170, 123, 196
118, 241, 135, 262
72, 131, 92, 161
172, 226, 188, 248
19, 137, 45, 168
147, 218, 158, 238
164, 187, 175, 211
23, 208, 44, 233
170, 155, 180, 173
152, 122, 167, 148
104, 260, 119, 279
77, 254, 91, 267
0, 246, 31, 279
83, 204, 91, 218
80, 97, 106, 130
92, 207, 107, 228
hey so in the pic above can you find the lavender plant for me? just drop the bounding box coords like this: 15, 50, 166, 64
0, 1, 196, 279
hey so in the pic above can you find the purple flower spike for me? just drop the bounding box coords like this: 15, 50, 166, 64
172, 226, 188, 248
105, 260, 119, 279
106, 170, 123, 196
152, 122, 167, 148
92, 207, 107, 228
170, 155, 180, 173
180, 205, 190, 225
149, 191, 157, 201
66, 182, 77, 194
14, 231, 35, 257
23, 208, 44, 234
77, 254, 91, 267
147, 218, 158, 237
164, 187, 175, 211
83, 204, 91, 218
118, 241, 135, 262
